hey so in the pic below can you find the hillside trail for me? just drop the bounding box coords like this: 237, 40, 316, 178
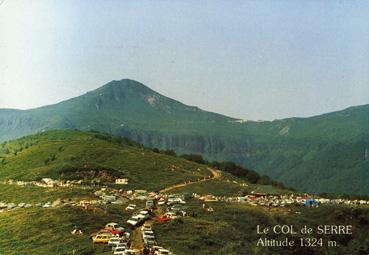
159, 168, 222, 193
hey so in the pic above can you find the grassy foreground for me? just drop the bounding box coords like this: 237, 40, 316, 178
154, 200, 369, 255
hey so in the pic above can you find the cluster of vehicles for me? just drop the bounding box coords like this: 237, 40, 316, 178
0, 202, 32, 210
157, 204, 186, 222
166, 195, 186, 205
90, 195, 180, 255
127, 209, 151, 227
91, 222, 139, 255
141, 223, 173, 255
141, 223, 156, 247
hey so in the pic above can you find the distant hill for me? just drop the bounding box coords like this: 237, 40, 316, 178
1, 79, 368, 195
0, 130, 213, 191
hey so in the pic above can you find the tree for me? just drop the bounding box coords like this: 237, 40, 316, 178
163, 150, 176, 156
246, 171, 260, 184
181, 154, 206, 164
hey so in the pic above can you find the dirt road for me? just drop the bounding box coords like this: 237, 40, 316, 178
159, 168, 221, 193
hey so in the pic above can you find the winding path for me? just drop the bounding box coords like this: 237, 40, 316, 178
159, 168, 222, 193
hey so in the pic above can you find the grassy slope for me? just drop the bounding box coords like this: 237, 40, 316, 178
0, 206, 134, 255
154, 200, 369, 255
0, 130, 211, 191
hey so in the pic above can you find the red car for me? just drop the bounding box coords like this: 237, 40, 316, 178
156, 215, 170, 222
105, 223, 125, 236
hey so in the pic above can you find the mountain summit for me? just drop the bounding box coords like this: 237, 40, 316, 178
0, 79, 234, 142
85, 79, 232, 120
1, 79, 369, 195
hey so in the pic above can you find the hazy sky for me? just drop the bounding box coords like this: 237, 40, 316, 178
0, 0, 368, 120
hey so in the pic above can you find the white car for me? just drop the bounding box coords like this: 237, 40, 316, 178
42, 202, 51, 208
164, 212, 178, 219
155, 249, 171, 255
158, 200, 166, 206
112, 242, 128, 251
106, 222, 119, 229
143, 235, 156, 246
108, 237, 123, 246
152, 246, 164, 251
137, 213, 149, 221
7, 203, 16, 209
125, 204, 137, 210
127, 215, 140, 227
124, 250, 140, 255
113, 247, 126, 255
141, 223, 152, 232
139, 210, 149, 215
142, 232, 155, 240
142, 230, 154, 236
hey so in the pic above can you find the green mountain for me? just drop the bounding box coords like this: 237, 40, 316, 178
1, 79, 369, 195
0, 79, 234, 142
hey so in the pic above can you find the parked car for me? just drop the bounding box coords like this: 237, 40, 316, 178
142, 232, 155, 240
112, 242, 128, 251
137, 210, 150, 220
163, 212, 178, 219
156, 215, 171, 222
139, 210, 150, 216
152, 246, 164, 251
92, 233, 112, 244
113, 247, 126, 255
169, 204, 185, 212
7, 203, 16, 209
106, 222, 119, 229
108, 237, 123, 246
155, 248, 171, 255
105, 222, 124, 236
125, 204, 137, 210
141, 223, 152, 232
143, 235, 156, 246
127, 215, 144, 227
146, 200, 155, 208
142, 230, 154, 236
124, 249, 141, 255
42, 202, 51, 208
158, 200, 166, 206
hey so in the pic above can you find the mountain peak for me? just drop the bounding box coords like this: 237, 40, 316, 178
84, 79, 161, 108
97, 79, 156, 95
